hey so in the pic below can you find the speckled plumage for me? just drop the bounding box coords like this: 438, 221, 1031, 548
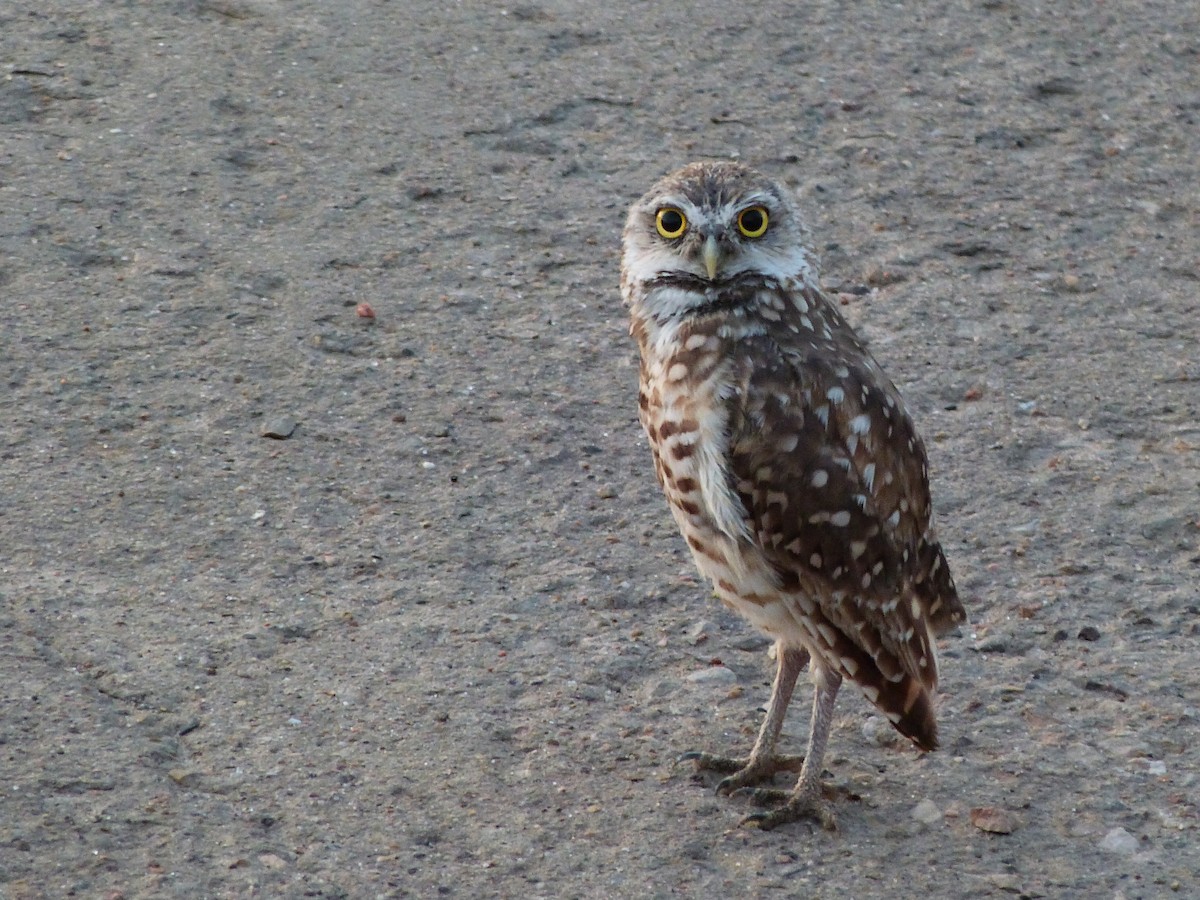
621, 161, 965, 829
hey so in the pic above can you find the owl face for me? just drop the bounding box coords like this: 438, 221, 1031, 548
621, 162, 817, 319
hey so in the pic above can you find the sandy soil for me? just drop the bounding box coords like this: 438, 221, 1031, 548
2, 1, 1198, 897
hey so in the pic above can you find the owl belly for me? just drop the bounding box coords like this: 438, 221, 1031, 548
668, 485, 801, 644
646, 376, 798, 643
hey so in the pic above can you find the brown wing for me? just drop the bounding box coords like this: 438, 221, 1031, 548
727, 289, 964, 748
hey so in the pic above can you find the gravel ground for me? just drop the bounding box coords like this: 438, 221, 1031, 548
2, 1, 1198, 897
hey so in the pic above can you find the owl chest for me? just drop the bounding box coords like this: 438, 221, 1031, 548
640, 355, 749, 547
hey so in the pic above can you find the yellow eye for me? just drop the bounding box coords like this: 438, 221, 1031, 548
655, 207, 687, 239
736, 205, 769, 238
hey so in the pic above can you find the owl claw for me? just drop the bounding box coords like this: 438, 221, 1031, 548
676, 751, 748, 775
739, 791, 838, 832
729, 786, 792, 806
679, 751, 806, 792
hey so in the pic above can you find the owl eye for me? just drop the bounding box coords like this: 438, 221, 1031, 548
655, 207, 688, 239
736, 206, 769, 238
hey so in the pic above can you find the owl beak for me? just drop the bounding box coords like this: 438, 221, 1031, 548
702, 234, 721, 280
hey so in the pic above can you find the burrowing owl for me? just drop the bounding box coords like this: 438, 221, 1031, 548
621, 161, 965, 830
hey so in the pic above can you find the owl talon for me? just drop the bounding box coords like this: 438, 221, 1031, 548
677, 751, 747, 775
730, 786, 793, 806
739, 792, 838, 832
682, 751, 807, 792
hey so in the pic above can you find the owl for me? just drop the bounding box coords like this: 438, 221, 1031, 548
621, 161, 965, 830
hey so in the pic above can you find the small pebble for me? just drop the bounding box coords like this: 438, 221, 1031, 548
970, 806, 1017, 834
912, 798, 943, 824
262, 418, 297, 440
686, 665, 737, 687
985, 874, 1021, 891
864, 263, 904, 287
733, 633, 772, 652
1065, 742, 1103, 766
974, 634, 1008, 653
862, 715, 899, 746
642, 679, 676, 700
1077, 626, 1101, 641
686, 620, 716, 646
1099, 827, 1138, 855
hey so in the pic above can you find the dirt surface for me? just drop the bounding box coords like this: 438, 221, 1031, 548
2, 1, 1199, 897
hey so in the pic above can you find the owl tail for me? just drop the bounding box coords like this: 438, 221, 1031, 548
842, 647, 940, 752
913, 538, 967, 636
817, 606, 944, 751
877, 675, 939, 752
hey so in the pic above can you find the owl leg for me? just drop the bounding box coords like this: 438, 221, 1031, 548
680, 643, 809, 791
741, 663, 842, 831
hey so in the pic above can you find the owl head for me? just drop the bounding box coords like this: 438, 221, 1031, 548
621, 161, 818, 319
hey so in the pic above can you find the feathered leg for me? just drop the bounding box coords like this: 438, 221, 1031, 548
681, 643, 809, 790
741, 663, 842, 830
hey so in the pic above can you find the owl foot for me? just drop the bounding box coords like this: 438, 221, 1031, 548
738, 786, 838, 832
677, 751, 806, 795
